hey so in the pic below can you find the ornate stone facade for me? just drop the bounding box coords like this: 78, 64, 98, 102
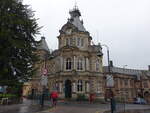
23, 7, 104, 99
46, 7, 104, 99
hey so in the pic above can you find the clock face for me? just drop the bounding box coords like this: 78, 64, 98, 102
66, 29, 72, 34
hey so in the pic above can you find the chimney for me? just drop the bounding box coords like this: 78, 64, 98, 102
148, 65, 150, 71
109, 60, 113, 67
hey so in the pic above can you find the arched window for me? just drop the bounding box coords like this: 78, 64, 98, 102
66, 58, 72, 70
77, 58, 83, 70
77, 80, 83, 92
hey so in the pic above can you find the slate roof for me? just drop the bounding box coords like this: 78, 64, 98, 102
70, 17, 86, 32
68, 7, 86, 32
103, 66, 150, 80
37, 36, 50, 52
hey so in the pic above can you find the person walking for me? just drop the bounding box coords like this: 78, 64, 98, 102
89, 93, 95, 104
50, 90, 58, 107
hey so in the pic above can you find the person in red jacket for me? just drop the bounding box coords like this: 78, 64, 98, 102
50, 90, 58, 107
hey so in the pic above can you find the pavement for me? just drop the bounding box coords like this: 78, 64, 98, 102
0, 98, 49, 113
0, 99, 150, 113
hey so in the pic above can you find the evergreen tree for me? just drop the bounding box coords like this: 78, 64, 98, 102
0, 0, 40, 86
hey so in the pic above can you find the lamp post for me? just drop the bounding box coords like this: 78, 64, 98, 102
101, 44, 115, 113
40, 53, 48, 107
123, 65, 127, 113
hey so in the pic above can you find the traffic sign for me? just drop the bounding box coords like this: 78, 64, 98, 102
106, 74, 114, 87
42, 68, 48, 75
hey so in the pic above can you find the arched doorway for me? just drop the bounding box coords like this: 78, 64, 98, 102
144, 91, 150, 103
65, 80, 72, 98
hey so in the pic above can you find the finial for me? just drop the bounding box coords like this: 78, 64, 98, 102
74, 0, 78, 10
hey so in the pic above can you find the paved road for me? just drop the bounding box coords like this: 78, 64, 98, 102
0, 99, 48, 113
0, 99, 150, 113
119, 109, 150, 113
38, 102, 150, 113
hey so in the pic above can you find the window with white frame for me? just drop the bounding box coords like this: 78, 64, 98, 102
66, 58, 72, 70
66, 38, 70, 46
77, 38, 80, 46
77, 80, 83, 92
76, 38, 84, 47
96, 59, 100, 71
77, 58, 83, 70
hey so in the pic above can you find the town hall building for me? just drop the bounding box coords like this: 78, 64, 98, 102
23, 6, 150, 103
24, 6, 105, 99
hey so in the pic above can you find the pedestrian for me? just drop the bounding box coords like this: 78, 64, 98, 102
50, 90, 58, 107
89, 93, 95, 104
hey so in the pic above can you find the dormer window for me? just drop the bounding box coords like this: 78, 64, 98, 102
66, 29, 72, 35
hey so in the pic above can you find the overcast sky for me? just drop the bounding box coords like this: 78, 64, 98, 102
23, 0, 150, 70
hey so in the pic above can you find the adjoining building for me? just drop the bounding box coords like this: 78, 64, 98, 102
103, 63, 150, 103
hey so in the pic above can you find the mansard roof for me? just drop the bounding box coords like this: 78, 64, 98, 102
69, 7, 86, 32
59, 7, 87, 35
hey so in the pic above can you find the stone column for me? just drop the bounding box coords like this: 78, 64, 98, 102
86, 58, 89, 71
74, 56, 76, 70
85, 82, 90, 93
72, 82, 76, 93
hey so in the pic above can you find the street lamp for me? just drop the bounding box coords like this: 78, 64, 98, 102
40, 53, 48, 107
101, 44, 115, 113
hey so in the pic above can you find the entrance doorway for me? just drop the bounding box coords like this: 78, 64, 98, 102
65, 80, 72, 98
144, 91, 150, 103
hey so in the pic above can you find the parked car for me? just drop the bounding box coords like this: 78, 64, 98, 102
134, 97, 147, 104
